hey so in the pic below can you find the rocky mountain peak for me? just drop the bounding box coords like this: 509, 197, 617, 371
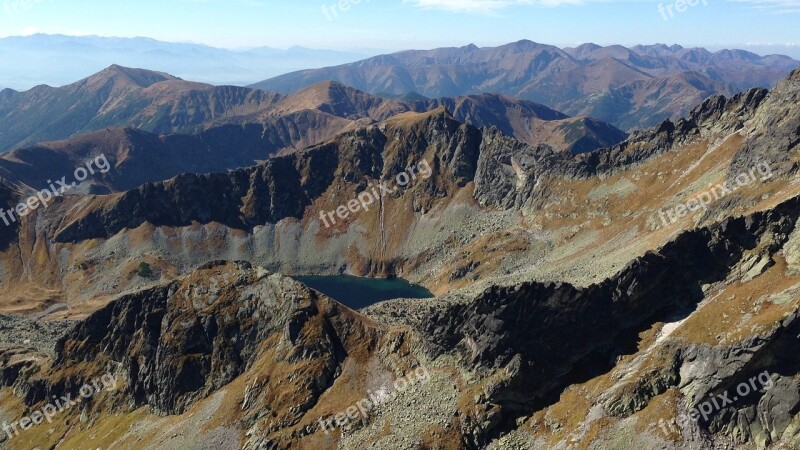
85, 64, 179, 90
788, 66, 800, 81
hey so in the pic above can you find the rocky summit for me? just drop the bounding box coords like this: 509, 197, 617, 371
1, 30, 800, 450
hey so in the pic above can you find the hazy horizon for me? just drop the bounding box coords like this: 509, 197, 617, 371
2, 0, 798, 89
3, 32, 799, 56
1, 33, 798, 91
0, 0, 797, 52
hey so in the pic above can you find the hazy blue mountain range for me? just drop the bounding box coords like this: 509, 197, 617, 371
0, 34, 377, 90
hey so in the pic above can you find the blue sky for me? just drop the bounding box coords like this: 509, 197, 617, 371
0, 0, 798, 56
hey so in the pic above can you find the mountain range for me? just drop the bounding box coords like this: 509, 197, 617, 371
253, 40, 799, 131
0, 66, 798, 449
0, 66, 627, 193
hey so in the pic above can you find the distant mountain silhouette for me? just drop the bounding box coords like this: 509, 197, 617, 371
252, 41, 799, 130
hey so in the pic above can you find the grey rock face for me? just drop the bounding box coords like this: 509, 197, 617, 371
732, 68, 800, 179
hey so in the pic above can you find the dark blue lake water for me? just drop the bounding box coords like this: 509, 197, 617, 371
293, 275, 434, 309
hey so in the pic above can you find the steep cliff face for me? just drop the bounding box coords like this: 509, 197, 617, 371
421, 195, 800, 447
732, 68, 800, 177
51, 261, 376, 415
0, 182, 18, 251
52, 109, 479, 243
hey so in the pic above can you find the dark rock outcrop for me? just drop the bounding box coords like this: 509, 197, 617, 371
421, 195, 800, 446
19, 262, 382, 417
